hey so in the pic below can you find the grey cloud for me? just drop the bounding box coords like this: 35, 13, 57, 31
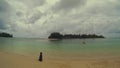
53, 0, 87, 12
14, 0, 44, 24
0, 0, 11, 30
19, 0, 45, 8
86, 0, 120, 16
2, 0, 120, 37
0, 20, 6, 29
28, 15, 41, 24
0, 6, 4, 12
0, 0, 9, 12
16, 12, 23, 17
28, 12, 43, 24
29, 0, 120, 38
32, 0, 45, 7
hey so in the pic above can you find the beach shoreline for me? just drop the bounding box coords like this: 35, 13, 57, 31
0, 51, 120, 68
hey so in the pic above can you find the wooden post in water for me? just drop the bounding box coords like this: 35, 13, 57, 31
39, 52, 43, 62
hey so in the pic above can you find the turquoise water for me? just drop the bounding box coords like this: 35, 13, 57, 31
0, 38, 120, 60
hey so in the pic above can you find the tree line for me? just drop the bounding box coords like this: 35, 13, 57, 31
0, 32, 13, 38
48, 32, 104, 39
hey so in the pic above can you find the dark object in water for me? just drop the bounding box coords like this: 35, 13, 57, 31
82, 39, 86, 44
39, 52, 43, 62
82, 41, 86, 44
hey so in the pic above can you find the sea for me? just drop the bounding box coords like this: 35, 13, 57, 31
0, 37, 120, 60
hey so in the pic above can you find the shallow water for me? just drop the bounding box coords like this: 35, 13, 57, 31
0, 38, 120, 60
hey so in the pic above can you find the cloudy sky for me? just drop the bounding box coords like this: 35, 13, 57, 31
0, 0, 120, 38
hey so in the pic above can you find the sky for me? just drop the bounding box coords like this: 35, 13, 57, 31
0, 0, 120, 38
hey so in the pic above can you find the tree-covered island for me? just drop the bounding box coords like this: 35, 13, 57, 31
48, 32, 104, 40
0, 32, 13, 38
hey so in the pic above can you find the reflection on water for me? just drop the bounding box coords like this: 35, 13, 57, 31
0, 38, 120, 60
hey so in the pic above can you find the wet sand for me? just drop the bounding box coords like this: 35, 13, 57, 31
0, 52, 120, 68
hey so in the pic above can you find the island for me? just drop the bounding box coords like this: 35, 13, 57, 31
48, 32, 104, 40
0, 32, 13, 38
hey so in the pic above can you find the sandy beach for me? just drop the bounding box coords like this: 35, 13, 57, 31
0, 52, 120, 68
